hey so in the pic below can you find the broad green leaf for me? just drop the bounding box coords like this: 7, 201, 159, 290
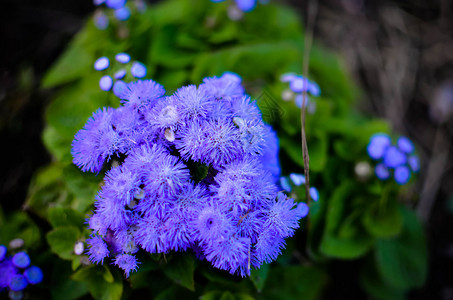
25, 163, 71, 219
46, 226, 80, 260
260, 265, 327, 300
41, 28, 94, 88
48, 206, 86, 230
375, 205, 427, 290
163, 253, 196, 291
360, 258, 405, 300
72, 265, 124, 300
42, 125, 73, 162
319, 181, 374, 259
362, 200, 402, 238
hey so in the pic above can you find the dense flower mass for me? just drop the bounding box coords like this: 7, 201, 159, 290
72, 71, 308, 277
367, 133, 419, 184
280, 73, 320, 114
0, 245, 43, 300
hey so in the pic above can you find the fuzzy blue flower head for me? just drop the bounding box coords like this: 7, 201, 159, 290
72, 70, 308, 277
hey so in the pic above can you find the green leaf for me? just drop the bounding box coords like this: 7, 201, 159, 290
249, 263, 269, 292
45, 75, 111, 139
72, 265, 123, 300
319, 181, 374, 259
42, 125, 73, 162
51, 261, 89, 300
219, 291, 236, 300
360, 258, 405, 300
260, 265, 327, 300
375, 205, 427, 290
25, 163, 71, 219
42, 28, 94, 88
362, 199, 402, 238
163, 253, 196, 291
48, 206, 86, 230
0, 210, 41, 247
46, 226, 80, 260
63, 164, 102, 213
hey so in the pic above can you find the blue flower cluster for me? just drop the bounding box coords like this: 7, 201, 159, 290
0, 246, 43, 300
367, 133, 420, 185
280, 73, 320, 114
72, 71, 308, 277
93, 0, 146, 30
94, 54, 147, 97
211, 0, 269, 13
280, 173, 319, 204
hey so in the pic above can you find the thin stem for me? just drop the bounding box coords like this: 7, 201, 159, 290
301, 0, 318, 204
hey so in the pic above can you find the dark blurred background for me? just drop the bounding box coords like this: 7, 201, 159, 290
1, 0, 452, 299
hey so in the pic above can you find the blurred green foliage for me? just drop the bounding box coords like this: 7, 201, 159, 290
18, 0, 429, 299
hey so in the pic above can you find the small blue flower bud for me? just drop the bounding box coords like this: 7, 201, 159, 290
8, 290, 23, 300
279, 177, 291, 192
0, 245, 6, 261
367, 133, 391, 160
9, 275, 28, 291
24, 266, 43, 285
309, 187, 319, 202
94, 57, 109, 71
235, 0, 256, 12
397, 136, 414, 154
99, 75, 113, 91
289, 173, 305, 186
106, 0, 126, 9
94, 13, 109, 30
93, 0, 105, 5
296, 202, 309, 218
290, 77, 309, 93
408, 155, 420, 172
113, 80, 127, 97
383, 146, 407, 168
114, 7, 131, 21
115, 53, 131, 64
114, 69, 127, 79
375, 163, 390, 180
130, 62, 147, 78
12, 252, 30, 269
394, 166, 411, 185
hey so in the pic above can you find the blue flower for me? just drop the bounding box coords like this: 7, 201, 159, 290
130, 62, 147, 78
0, 245, 6, 261
394, 166, 411, 185
99, 75, 113, 91
87, 236, 110, 264
114, 6, 131, 21
235, 0, 256, 12
367, 133, 391, 160
113, 254, 139, 278
383, 146, 407, 168
115, 53, 131, 64
375, 163, 390, 180
105, 0, 126, 9
119, 80, 165, 110
94, 57, 110, 71
12, 252, 30, 269
8, 274, 28, 292
24, 266, 43, 285
264, 192, 302, 238
397, 136, 414, 154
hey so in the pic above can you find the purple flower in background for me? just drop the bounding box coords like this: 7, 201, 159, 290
367, 134, 419, 184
